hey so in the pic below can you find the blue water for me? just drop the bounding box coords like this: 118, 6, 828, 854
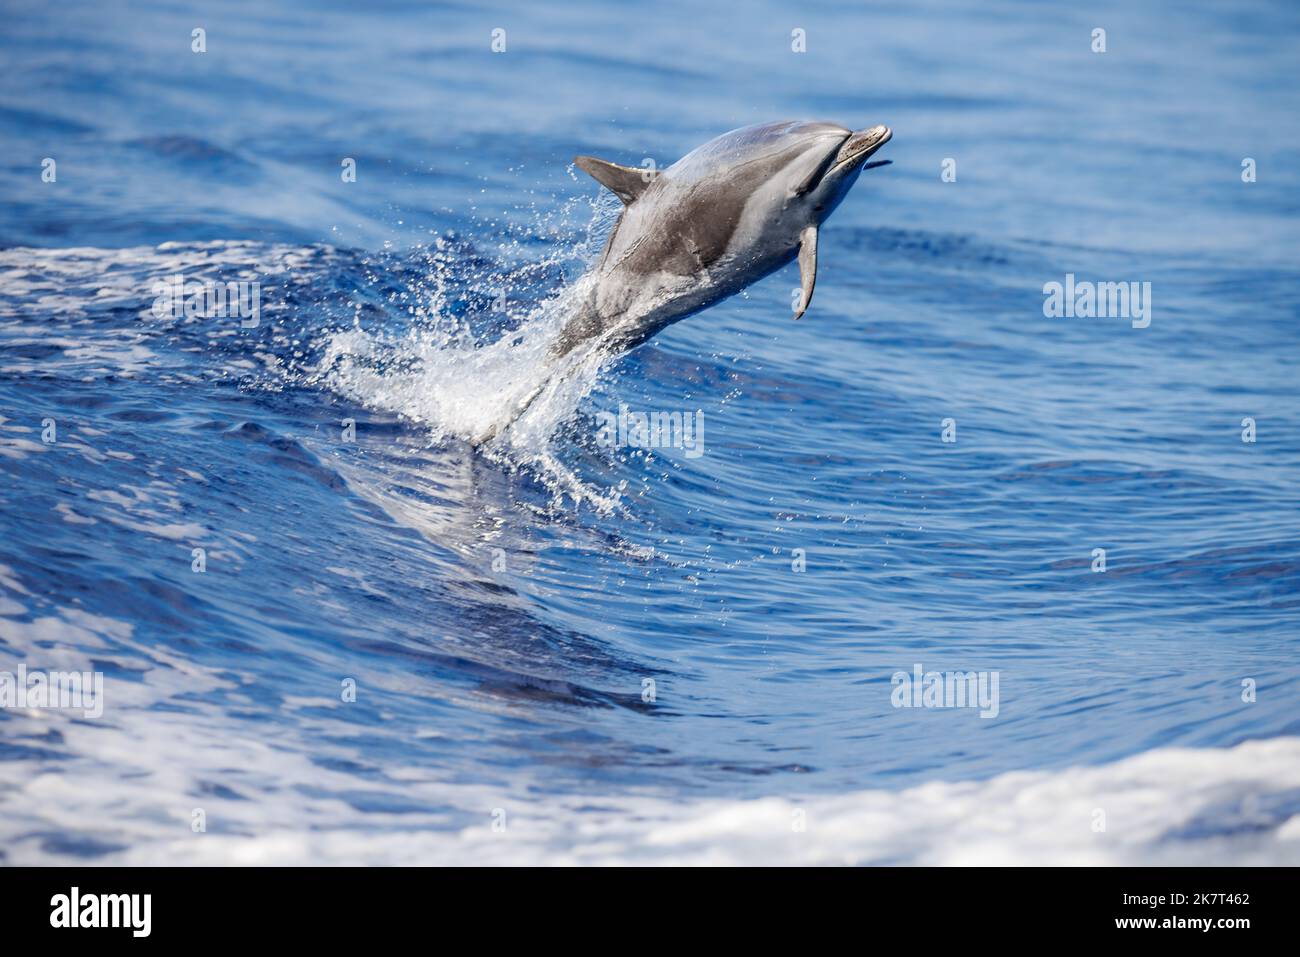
2, 0, 1299, 860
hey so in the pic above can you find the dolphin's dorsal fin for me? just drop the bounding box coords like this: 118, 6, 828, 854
574, 156, 653, 205
793, 225, 817, 319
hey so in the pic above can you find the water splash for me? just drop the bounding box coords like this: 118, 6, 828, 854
312, 188, 632, 508
318, 271, 596, 448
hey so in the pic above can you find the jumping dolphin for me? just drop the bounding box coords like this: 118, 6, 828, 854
480, 120, 891, 443
555, 119, 892, 357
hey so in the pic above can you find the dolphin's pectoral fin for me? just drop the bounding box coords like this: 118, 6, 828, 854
574, 156, 654, 205
793, 225, 817, 320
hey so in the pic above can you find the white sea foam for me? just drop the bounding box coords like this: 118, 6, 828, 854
2, 601, 1296, 866
8, 707, 1299, 866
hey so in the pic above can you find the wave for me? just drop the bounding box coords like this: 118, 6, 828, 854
0, 192, 631, 504
3, 685, 1295, 864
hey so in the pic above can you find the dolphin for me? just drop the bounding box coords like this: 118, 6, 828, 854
479, 120, 891, 443
555, 119, 892, 357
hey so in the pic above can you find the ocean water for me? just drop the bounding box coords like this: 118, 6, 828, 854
1, 0, 1299, 864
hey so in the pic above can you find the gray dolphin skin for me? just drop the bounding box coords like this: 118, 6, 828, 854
554, 119, 892, 358
476, 120, 891, 443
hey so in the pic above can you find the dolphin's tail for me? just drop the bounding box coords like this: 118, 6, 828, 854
549, 293, 605, 361
472, 302, 604, 446
470, 380, 548, 446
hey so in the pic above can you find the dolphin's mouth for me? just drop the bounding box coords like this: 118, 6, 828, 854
833, 125, 892, 170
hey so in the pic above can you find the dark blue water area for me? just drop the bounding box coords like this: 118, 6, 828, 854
1, 0, 1299, 839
